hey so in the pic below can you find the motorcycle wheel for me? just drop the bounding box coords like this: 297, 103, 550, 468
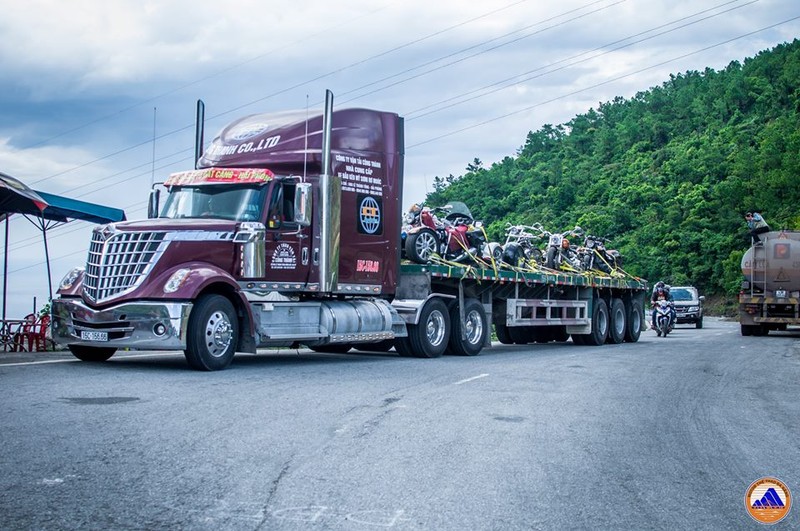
545, 247, 558, 269
405, 228, 439, 264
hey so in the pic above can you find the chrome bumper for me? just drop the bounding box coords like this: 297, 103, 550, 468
52, 298, 192, 350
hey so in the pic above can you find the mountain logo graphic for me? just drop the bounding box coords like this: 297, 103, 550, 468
746, 477, 792, 524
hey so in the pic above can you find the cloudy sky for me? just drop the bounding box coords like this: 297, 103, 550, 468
0, 0, 797, 317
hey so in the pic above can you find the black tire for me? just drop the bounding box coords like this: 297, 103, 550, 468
606, 298, 626, 344
184, 294, 238, 371
448, 299, 487, 356
624, 302, 644, 343
741, 324, 755, 336
508, 326, 531, 344
585, 298, 609, 346
494, 322, 513, 344
551, 326, 569, 342
396, 298, 450, 358
572, 333, 587, 345
405, 228, 439, 264
310, 344, 352, 354
532, 327, 552, 343
695, 316, 703, 329
545, 246, 558, 269
68, 345, 117, 362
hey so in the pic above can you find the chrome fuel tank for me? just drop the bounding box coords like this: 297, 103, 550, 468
741, 231, 800, 293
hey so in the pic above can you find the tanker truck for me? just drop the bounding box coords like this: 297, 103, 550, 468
51, 92, 648, 370
739, 230, 800, 335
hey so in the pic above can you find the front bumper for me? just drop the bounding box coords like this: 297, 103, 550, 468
52, 298, 192, 350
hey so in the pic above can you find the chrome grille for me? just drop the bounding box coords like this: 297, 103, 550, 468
83, 230, 167, 302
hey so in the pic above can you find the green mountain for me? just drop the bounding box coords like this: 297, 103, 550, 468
424, 39, 800, 297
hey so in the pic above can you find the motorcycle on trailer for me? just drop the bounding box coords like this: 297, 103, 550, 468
544, 226, 585, 271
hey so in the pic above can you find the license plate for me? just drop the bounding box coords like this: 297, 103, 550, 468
775, 290, 788, 299
80, 330, 108, 342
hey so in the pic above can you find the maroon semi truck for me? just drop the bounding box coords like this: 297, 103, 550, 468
52, 92, 648, 370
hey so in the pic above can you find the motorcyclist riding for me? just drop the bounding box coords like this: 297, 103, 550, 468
650, 281, 675, 330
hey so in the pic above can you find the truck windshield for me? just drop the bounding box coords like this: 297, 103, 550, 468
160, 185, 266, 221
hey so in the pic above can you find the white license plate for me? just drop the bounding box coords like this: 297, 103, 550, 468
775, 290, 788, 298
80, 330, 108, 342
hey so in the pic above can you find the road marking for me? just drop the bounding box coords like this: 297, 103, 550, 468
454, 373, 489, 385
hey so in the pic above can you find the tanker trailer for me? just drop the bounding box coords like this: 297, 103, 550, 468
739, 230, 800, 336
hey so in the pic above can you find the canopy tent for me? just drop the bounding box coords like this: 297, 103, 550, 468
1, 172, 126, 320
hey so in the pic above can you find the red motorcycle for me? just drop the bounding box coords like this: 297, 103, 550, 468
403, 202, 489, 264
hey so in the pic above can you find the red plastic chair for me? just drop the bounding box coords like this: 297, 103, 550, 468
13, 314, 53, 351
11, 314, 36, 352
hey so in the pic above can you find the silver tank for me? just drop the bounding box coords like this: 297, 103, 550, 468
741, 231, 800, 292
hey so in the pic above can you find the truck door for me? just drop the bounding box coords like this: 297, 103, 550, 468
262, 181, 311, 285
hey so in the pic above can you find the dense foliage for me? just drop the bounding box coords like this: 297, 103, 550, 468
424, 40, 800, 296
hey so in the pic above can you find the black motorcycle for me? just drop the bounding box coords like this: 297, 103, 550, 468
579, 234, 620, 274
499, 223, 546, 268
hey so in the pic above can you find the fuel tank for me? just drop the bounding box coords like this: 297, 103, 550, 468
741, 231, 800, 293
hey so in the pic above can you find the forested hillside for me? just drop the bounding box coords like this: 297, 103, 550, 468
424, 39, 800, 298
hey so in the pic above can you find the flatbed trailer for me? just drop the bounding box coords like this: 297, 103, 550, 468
393, 263, 648, 356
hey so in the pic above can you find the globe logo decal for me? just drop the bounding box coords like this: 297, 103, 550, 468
359, 197, 381, 234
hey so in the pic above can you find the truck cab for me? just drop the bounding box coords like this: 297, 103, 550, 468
52, 96, 407, 369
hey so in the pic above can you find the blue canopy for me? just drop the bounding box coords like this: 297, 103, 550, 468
34, 190, 126, 224
1, 172, 127, 317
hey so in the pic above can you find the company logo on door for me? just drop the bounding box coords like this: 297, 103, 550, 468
271, 243, 297, 270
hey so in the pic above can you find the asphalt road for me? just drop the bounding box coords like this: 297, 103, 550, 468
1, 317, 798, 530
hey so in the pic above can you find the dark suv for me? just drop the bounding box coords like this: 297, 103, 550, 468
670, 286, 705, 328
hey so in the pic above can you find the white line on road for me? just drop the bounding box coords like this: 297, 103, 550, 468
453, 373, 489, 385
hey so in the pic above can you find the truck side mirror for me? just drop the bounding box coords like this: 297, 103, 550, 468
147, 188, 161, 219
294, 183, 312, 227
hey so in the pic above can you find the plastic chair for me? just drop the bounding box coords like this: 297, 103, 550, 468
11, 314, 36, 352
13, 313, 53, 352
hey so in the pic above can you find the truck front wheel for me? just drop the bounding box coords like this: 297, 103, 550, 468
395, 298, 450, 358
68, 345, 117, 362
184, 294, 238, 371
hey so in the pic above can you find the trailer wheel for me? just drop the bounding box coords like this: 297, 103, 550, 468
571, 333, 587, 345
396, 298, 450, 358
68, 345, 117, 362
494, 322, 513, 344
740, 324, 755, 336
448, 298, 487, 356
405, 228, 439, 264
184, 294, 238, 371
551, 326, 569, 342
624, 302, 644, 343
606, 298, 626, 344
584, 298, 609, 346
508, 326, 531, 344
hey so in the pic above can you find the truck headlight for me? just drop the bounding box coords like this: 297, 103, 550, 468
59, 267, 84, 290
164, 268, 190, 293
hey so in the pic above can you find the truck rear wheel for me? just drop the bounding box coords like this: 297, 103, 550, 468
405, 228, 438, 264
68, 345, 117, 362
448, 298, 487, 356
606, 298, 626, 344
624, 302, 643, 343
584, 298, 609, 346
395, 298, 450, 358
184, 294, 238, 371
